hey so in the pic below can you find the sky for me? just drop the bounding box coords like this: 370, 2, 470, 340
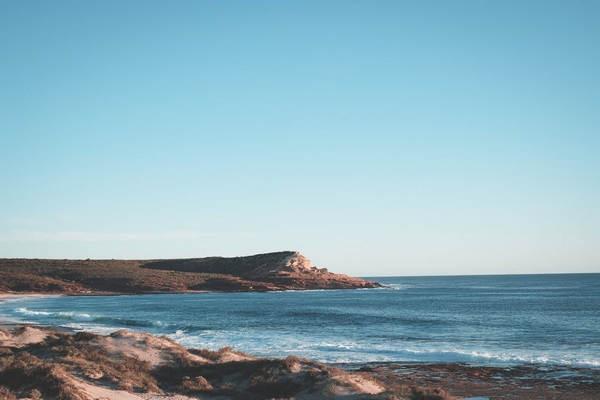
1, 1, 599, 276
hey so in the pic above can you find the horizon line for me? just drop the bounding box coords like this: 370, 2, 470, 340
364, 271, 600, 278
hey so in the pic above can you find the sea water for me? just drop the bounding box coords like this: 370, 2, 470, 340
1, 274, 598, 367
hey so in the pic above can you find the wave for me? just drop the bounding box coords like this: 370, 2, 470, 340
156, 329, 600, 368
391, 347, 600, 368
156, 325, 600, 368
285, 309, 447, 327
14, 307, 162, 328
16, 307, 93, 320
381, 284, 413, 290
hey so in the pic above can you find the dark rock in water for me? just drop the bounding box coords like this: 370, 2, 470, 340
0, 251, 380, 294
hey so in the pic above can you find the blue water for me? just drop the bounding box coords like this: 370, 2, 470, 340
1, 274, 599, 367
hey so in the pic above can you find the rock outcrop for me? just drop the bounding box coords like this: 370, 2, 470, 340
142, 251, 380, 290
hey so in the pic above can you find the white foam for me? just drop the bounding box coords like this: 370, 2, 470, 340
15, 307, 52, 316
15, 307, 92, 320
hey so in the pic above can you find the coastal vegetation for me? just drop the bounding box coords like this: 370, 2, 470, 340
0, 325, 452, 400
0, 252, 379, 294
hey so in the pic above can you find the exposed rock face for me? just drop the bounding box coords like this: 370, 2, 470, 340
0, 252, 380, 294
266, 251, 316, 275
0, 326, 452, 400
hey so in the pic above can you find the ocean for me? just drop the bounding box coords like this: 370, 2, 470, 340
1, 273, 598, 367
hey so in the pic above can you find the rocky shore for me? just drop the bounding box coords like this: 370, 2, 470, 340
353, 362, 600, 400
0, 252, 380, 294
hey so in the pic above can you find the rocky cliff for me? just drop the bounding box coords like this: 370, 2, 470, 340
142, 251, 379, 290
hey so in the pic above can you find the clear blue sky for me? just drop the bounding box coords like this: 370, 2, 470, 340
1, 1, 599, 276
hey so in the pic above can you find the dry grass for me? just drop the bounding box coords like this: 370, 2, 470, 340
0, 258, 278, 294
0, 258, 252, 294
41, 332, 161, 393
0, 352, 87, 400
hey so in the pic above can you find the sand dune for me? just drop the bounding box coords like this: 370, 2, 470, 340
0, 325, 450, 400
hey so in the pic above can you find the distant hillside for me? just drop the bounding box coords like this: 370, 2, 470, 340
0, 252, 380, 294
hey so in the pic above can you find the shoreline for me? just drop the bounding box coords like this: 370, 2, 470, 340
0, 285, 388, 298
0, 293, 63, 300
2, 293, 599, 399
2, 292, 599, 371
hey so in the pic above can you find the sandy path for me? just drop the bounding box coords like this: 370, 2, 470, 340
0, 293, 60, 301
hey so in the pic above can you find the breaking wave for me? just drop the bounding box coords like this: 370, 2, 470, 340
14, 307, 162, 328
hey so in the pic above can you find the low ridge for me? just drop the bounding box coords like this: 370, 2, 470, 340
0, 252, 380, 294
